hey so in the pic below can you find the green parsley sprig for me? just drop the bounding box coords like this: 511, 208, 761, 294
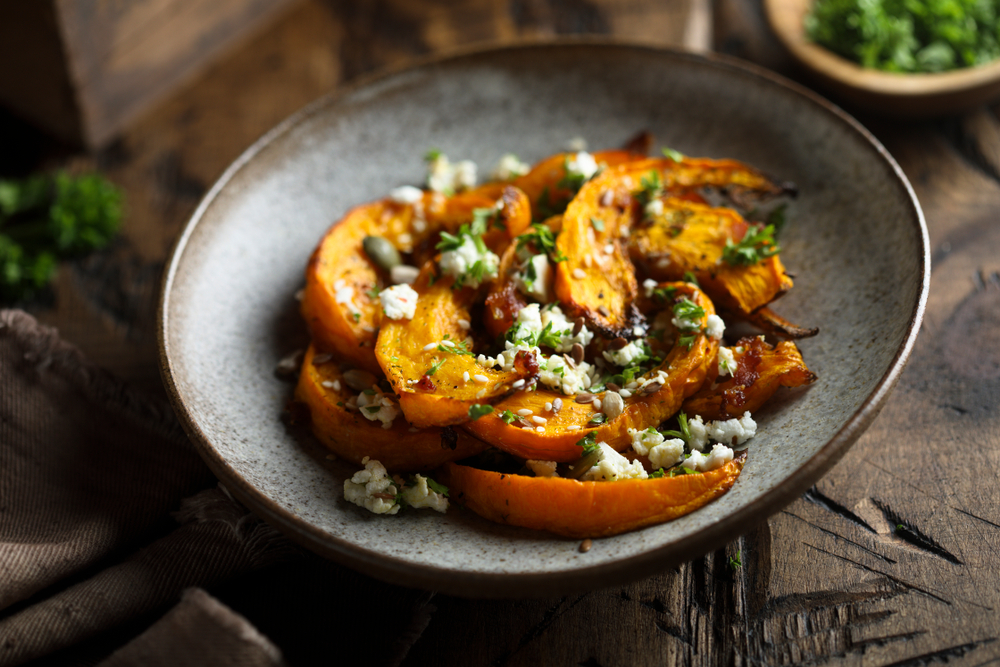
722, 224, 780, 267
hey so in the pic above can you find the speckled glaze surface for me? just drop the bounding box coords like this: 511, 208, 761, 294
159, 41, 929, 598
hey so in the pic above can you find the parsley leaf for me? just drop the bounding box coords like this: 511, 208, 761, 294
426, 477, 449, 496
500, 409, 517, 424
649, 468, 666, 479
683, 271, 699, 286
661, 146, 685, 162
576, 431, 600, 455
722, 224, 780, 266
426, 358, 446, 375
635, 170, 663, 208
424, 148, 442, 162
662, 412, 692, 442
667, 465, 697, 477
516, 224, 566, 262
590, 216, 605, 232
587, 413, 607, 426
468, 404, 494, 420
672, 297, 705, 330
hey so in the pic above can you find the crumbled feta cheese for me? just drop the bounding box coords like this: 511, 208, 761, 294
333, 279, 355, 311
629, 427, 663, 456
683, 443, 735, 472
687, 414, 710, 451
492, 153, 530, 181
583, 443, 648, 481
427, 153, 477, 194
526, 460, 559, 477
389, 185, 424, 204
717, 347, 737, 377
643, 278, 658, 298
514, 253, 552, 303
343, 457, 400, 514
705, 314, 725, 340
645, 198, 664, 218
379, 284, 418, 320
401, 474, 449, 512
629, 427, 686, 469
602, 339, 646, 367
439, 236, 499, 288
707, 411, 756, 446
356, 389, 399, 429
538, 354, 595, 395
507, 303, 593, 353
672, 310, 701, 332
566, 151, 599, 181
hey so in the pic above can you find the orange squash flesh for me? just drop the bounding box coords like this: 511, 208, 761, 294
462, 284, 719, 462
375, 265, 539, 429
440, 452, 746, 538
629, 197, 793, 315
683, 337, 817, 421
295, 345, 488, 470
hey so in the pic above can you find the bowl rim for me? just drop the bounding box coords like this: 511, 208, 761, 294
764, 0, 1000, 96
158, 37, 930, 597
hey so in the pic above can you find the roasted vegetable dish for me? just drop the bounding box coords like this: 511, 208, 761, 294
291, 138, 816, 538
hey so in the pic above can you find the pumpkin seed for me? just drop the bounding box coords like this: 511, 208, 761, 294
574, 392, 595, 404
609, 337, 628, 350
342, 368, 378, 392
363, 236, 401, 271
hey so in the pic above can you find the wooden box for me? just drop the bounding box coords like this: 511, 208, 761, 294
0, 0, 300, 148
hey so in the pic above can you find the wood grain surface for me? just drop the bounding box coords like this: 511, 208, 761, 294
4, 0, 1000, 664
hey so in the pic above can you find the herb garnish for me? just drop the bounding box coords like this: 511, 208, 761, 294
722, 224, 779, 266
468, 404, 494, 420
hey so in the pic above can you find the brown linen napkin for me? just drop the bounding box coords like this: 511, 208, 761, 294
97, 588, 287, 667
0, 310, 296, 665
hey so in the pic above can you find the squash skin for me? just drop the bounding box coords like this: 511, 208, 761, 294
683, 337, 817, 420
295, 345, 487, 470
440, 452, 746, 538
462, 283, 719, 462
629, 197, 793, 315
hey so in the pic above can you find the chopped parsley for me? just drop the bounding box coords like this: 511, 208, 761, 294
426, 358, 446, 376
426, 477, 449, 496
661, 146, 685, 162
722, 224, 780, 266
499, 409, 517, 424
424, 148, 442, 162
364, 405, 382, 414
672, 297, 705, 330
635, 170, 663, 208
575, 431, 600, 456
678, 333, 697, 350
437, 336, 474, 356
505, 319, 571, 350
352, 312, 361, 322
516, 223, 567, 262
662, 412, 692, 442
468, 404, 494, 421
590, 216, 605, 232
366, 285, 381, 299
652, 285, 677, 303
587, 413, 607, 426
473, 205, 504, 232
649, 468, 665, 479
667, 465, 697, 477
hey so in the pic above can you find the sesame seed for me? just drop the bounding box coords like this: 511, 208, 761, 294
567, 425, 581, 431
592, 399, 602, 410
619, 389, 632, 398
321, 380, 336, 388
584, 254, 593, 268
422, 343, 437, 351
535, 426, 545, 433
544, 402, 553, 412
572, 268, 586, 280
458, 319, 471, 329
409, 427, 421, 433
531, 416, 547, 424
463, 371, 470, 382
604, 243, 614, 255
476, 389, 486, 398
517, 409, 533, 417
512, 379, 525, 389
474, 374, 489, 383
441, 340, 455, 348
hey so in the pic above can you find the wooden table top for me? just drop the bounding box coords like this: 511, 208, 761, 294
6, 0, 1000, 664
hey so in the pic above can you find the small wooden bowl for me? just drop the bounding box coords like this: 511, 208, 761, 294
764, 0, 1000, 116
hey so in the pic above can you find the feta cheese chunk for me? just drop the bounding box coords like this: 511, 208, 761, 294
438, 236, 499, 288
507, 303, 594, 353
705, 314, 725, 340
629, 427, 663, 457
356, 388, 400, 429
683, 443, 735, 472
492, 153, 530, 181
687, 414, 710, 451
526, 460, 559, 477
602, 339, 646, 367
538, 354, 595, 395
401, 474, 449, 513
645, 198, 664, 218
583, 443, 648, 481
707, 411, 757, 446
642, 278, 658, 298
629, 428, 685, 469
566, 151, 599, 181
389, 185, 424, 204
717, 347, 737, 377
379, 283, 419, 320
514, 253, 552, 303
427, 153, 477, 194
343, 457, 400, 514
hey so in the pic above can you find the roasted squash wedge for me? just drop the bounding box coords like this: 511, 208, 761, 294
463, 283, 719, 462
629, 197, 793, 315
295, 345, 488, 470
375, 264, 539, 429
683, 336, 817, 420
440, 452, 746, 538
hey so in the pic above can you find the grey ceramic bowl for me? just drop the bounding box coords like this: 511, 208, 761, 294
159, 40, 929, 598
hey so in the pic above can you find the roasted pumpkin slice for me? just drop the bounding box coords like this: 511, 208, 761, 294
463, 283, 719, 462
375, 265, 539, 429
301, 195, 432, 373
513, 149, 649, 220
553, 169, 643, 337
683, 336, 817, 421
629, 197, 793, 315
439, 452, 745, 538
295, 345, 488, 470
